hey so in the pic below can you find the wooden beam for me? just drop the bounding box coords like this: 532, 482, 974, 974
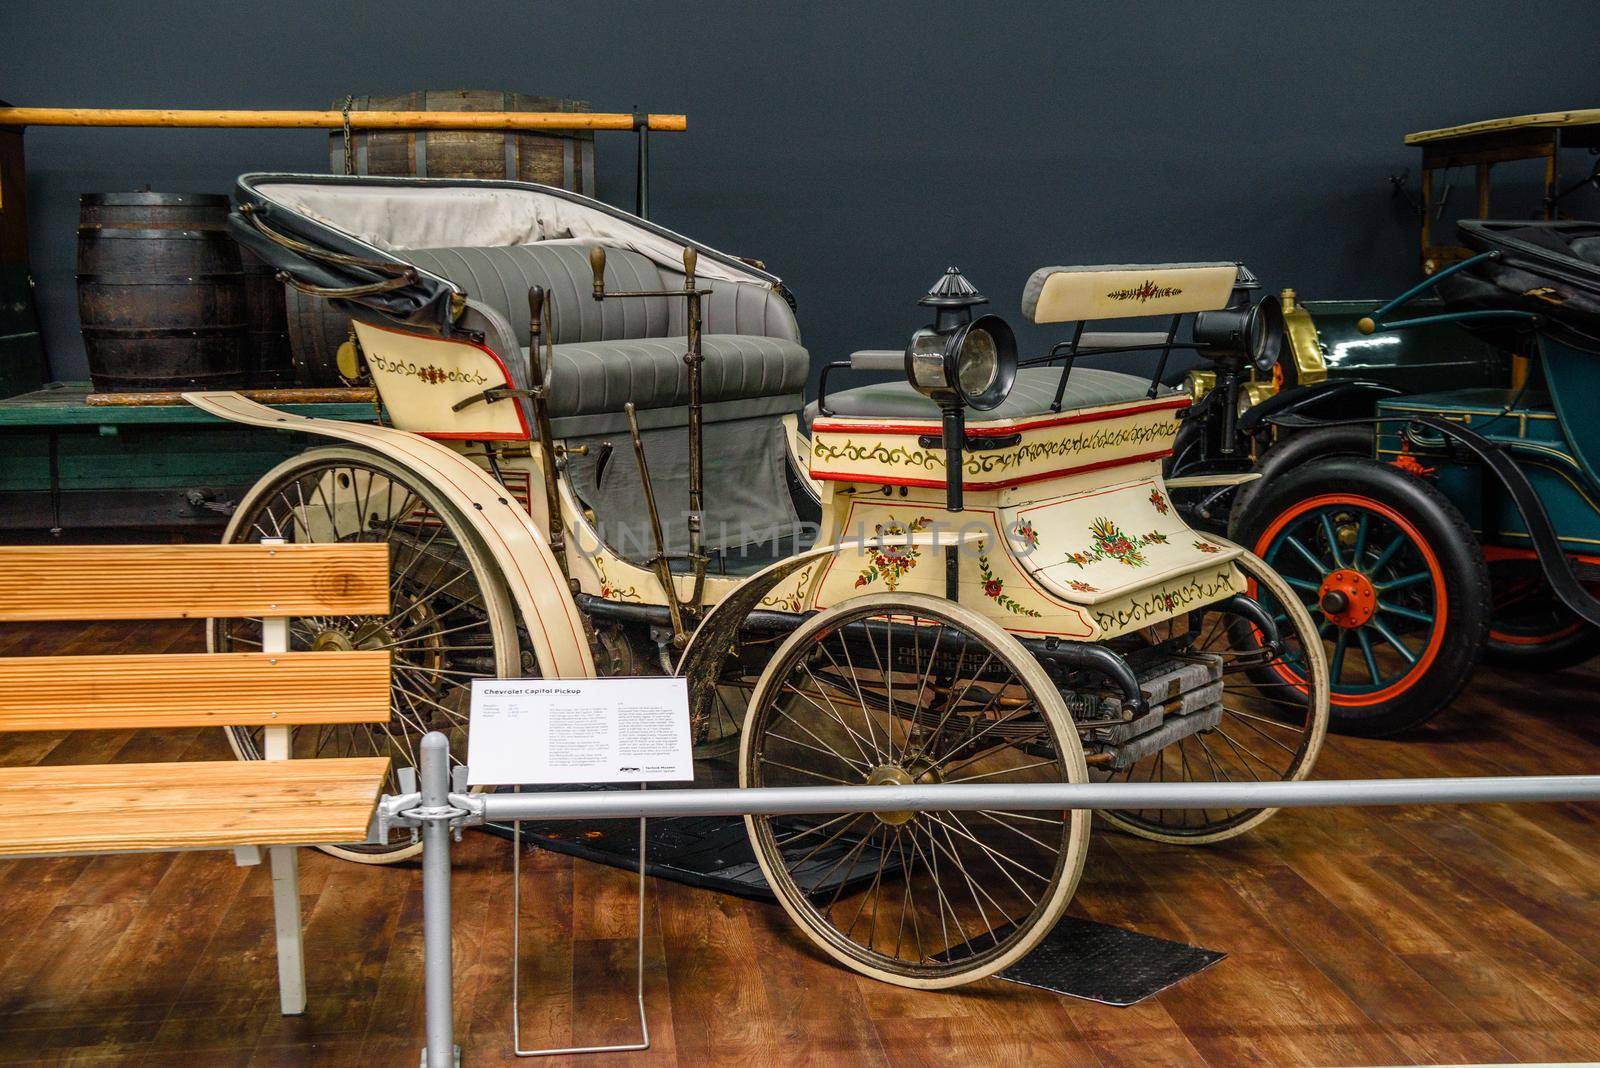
86, 387, 377, 407
0, 543, 390, 621
1406, 108, 1600, 145
0, 650, 391, 731
0, 758, 391, 856
0, 107, 686, 132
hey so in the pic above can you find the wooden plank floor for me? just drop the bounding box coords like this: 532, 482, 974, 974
1, 620, 1598, 1065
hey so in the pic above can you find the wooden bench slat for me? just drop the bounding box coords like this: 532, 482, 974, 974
0, 758, 391, 856
0, 651, 393, 731
0, 544, 391, 621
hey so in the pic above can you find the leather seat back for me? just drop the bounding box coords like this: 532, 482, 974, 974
408, 243, 803, 351
407, 244, 671, 349
670, 280, 801, 342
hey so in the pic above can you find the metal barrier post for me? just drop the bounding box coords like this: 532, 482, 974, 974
419, 733, 459, 1068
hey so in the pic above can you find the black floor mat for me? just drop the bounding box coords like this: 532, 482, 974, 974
487, 808, 898, 898
483, 785, 1223, 1006
939, 918, 1225, 1006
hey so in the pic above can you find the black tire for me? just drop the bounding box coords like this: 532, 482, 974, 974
1229, 424, 1373, 533
1484, 558, 1600, 671
1231, 457, 1490, 736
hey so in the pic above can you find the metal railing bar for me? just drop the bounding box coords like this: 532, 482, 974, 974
469, 775, 1600, 823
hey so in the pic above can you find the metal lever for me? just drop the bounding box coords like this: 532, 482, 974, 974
587, 243, 712, 628
624, 401, 689, 647
525, 285, 570, 579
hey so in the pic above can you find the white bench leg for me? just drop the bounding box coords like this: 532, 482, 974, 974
269, 844, 307, 1016
260, 607, 306, 1016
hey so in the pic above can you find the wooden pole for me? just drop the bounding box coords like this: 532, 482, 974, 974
0, 107, 686, 132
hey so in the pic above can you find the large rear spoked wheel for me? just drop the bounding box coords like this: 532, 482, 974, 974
210, 446, 520, 863
1095, 545, 1329, 845
741, 593, 1089, 989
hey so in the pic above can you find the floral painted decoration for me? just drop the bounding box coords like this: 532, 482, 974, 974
1149, 488, 1170, 515
1193, 539, 1222, 554
1012, 518, 1040, 551
855, 516, 932, 591
975, 543, 1042, 617
1067, 579, 1097, 593
1065, 517, 1171, 570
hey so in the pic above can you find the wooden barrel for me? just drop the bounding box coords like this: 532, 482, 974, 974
76, 192, 248, 391
294, 88, 597, 383
328, 89, 596, 191
238, 244, 292, 386
285, 283, 364, 386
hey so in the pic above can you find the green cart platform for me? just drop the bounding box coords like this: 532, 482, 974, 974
0, 383, 379, 536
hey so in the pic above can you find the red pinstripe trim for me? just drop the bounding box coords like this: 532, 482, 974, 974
209, 394, 589, 675
1014, 477, 1152, 515
421, 431, 530, 441
810, 448, 1172, 491
810, 397, 1190, 438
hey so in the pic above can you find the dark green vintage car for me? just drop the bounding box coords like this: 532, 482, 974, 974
1178, 108, 1600, 735
1232, 220, 1600, 736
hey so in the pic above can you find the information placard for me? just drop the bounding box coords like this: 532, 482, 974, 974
466, 677, 694, 786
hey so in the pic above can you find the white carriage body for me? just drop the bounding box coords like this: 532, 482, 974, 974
231, 174, 1243, 640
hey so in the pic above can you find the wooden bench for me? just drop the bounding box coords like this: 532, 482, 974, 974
0, 541, 393, 1015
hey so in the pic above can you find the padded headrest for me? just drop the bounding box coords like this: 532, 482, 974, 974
1021, 263, 1238, 323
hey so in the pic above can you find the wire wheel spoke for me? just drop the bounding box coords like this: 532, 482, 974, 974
1099, 549, 1327, 843
743, 596, 1085, 984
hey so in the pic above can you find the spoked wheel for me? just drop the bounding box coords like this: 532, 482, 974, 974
1095, 546, 1329, 845
741, 593, 1089, 989
1484, 557, 1600, 671
209, 446, 519, 863
1232, 457, 1489, 736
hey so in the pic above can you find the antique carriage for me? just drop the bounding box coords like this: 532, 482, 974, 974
192, 173, 1327, 987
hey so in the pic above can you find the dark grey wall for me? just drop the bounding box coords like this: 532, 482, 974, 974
6, 0, 1600, 385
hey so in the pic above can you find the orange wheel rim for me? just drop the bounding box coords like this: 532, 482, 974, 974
1253, 493, 1448, 707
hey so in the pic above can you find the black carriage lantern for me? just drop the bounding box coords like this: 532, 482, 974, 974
1192, 264, 1285, 374
901, 267, 1019, 599
904, 267, 1018, 411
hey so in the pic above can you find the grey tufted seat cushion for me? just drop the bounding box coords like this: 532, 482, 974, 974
406, 243, 806, 419
801, 367, 1167, 432
526, 335, 809, 419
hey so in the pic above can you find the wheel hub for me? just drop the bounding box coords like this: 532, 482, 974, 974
310, 621, 394, 652
1319, 568, 1376, 628
310, 629, 355, 652
867, 764, 921, 825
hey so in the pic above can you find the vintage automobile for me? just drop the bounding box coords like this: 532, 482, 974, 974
189, 173, 1328, 988
1166, 108, 1600, 526
1172, 109, 1600, 698
1232, 219, 1600, 735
